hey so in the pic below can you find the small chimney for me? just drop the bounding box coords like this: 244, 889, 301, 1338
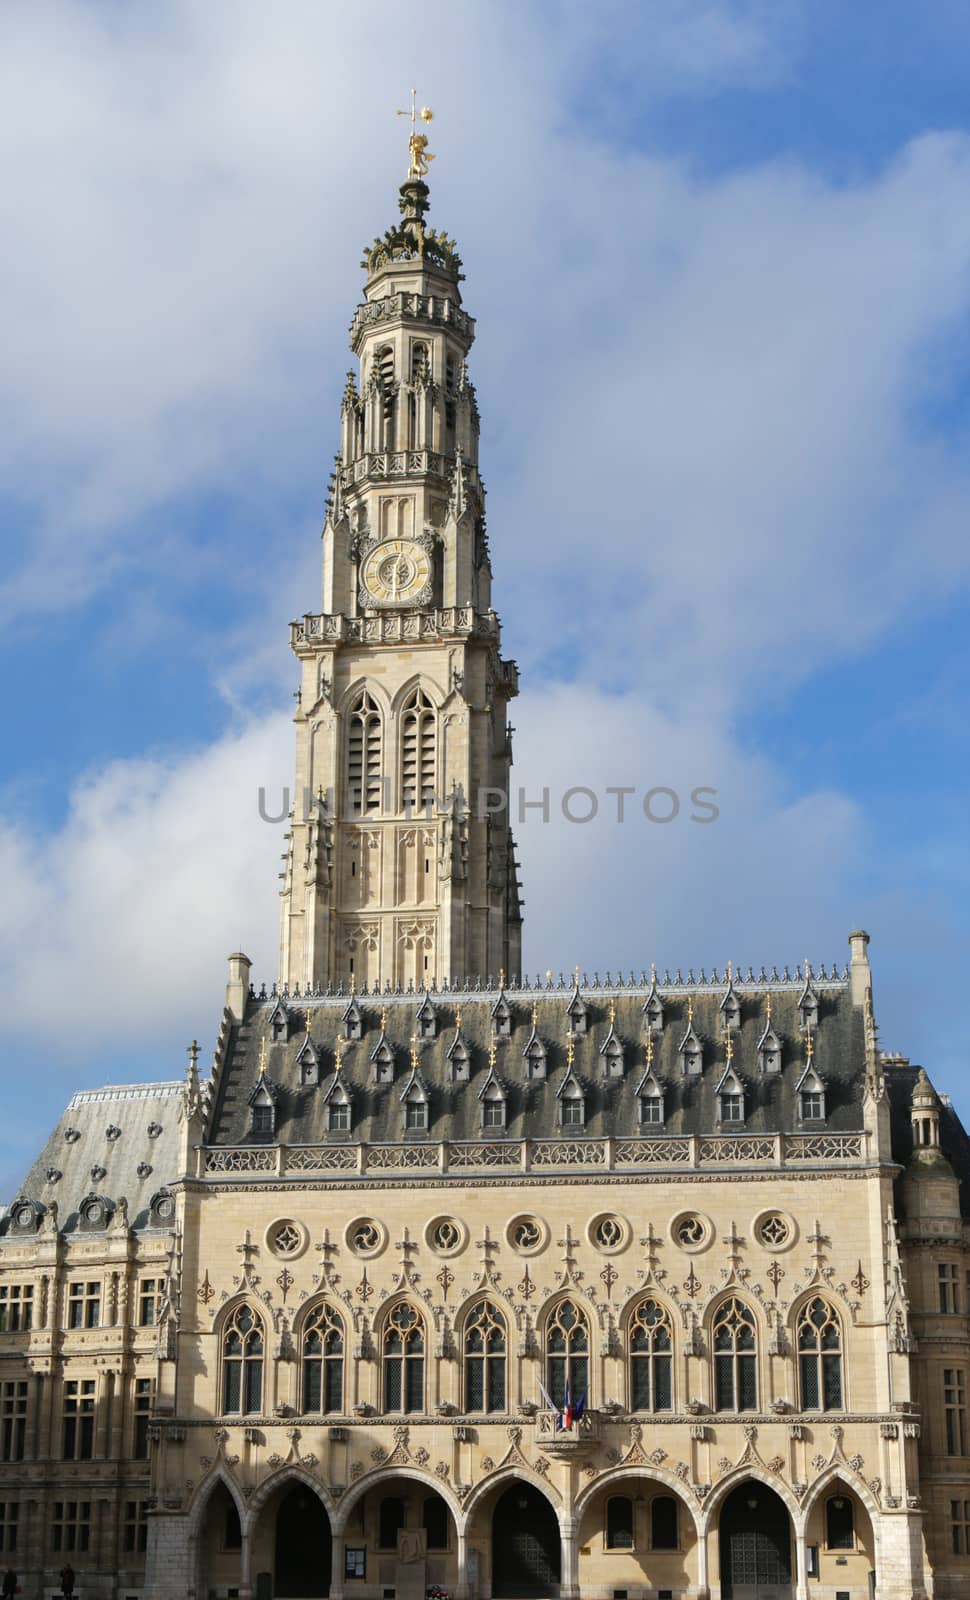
226, 952, 252, 1022
848, 929, 871, 1006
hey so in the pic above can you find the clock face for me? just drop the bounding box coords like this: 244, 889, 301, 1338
360, 539, 432, 607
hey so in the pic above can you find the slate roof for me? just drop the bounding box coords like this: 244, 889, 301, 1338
206, 980, 868, 1148
2, 1081, 183, 1231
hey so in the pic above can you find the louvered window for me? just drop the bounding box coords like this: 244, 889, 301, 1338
347, 691, 383, 814
401, 688, 436, 811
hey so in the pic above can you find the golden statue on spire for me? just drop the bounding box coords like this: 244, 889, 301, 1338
397, 89, 435, 179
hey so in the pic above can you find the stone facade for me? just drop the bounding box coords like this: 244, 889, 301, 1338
2, 164, 969, 1600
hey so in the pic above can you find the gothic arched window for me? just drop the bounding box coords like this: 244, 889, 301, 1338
401, 688, 436, 812
464, 1300, 506, 1413
347, 691, 383, 815
629, 1297, 673, 1412
546, 1298, 589, 1411
302, 1303, 344, 1414
712, 1297, 757, 1412
222, 1304, 264, 1415
797, 1297, 843, 1411
383, 1303, 425, 1413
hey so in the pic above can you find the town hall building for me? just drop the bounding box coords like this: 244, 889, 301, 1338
2, 131, 969, 1600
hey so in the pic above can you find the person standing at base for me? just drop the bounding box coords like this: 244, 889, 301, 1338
2, 1567, 16, 1600
59, 1564, 75, 1599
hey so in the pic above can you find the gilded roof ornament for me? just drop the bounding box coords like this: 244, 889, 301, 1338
396, 89, 435, 180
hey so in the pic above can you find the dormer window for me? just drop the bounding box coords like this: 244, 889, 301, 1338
522, 1020, 547, 1081
636, 1069, 665, 1126
798, 973, 820, 1030
716, 1066, 745, 1124
491, 992, 512, 1039
268, 1000, 290, 1043
296, 1035, 320, 1086
322, 1070, 353, 1134
370, 1028, 395, 1085
557, 1058, 586, 1129
249, 1082, 276, 1138
479, 1071, 507, 1132
566, 988, 588, 1036
679, 1010, 703, 1077
447, 1025, 471, 1083
342, 997, 363, 1041
719, 976, 741, 1032
643, 973, 664, 1035
796, 1064, 826, 1122
757, 1021, 782, 1075
401, 1073, 429, 1133
600, 1027, 624, 1078
415, 993, 437, 1040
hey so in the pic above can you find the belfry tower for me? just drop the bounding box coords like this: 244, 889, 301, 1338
280, 132, 522, 992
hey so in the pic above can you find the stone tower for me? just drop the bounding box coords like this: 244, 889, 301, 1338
279, 172, 522, 992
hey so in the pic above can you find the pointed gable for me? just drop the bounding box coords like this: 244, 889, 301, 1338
491, 984, 512, 1038
642, 968, 664, 1035
556, 1038, 586, 1127
798, 965, 820, 1029
370, 1010, 395, 1084
756, 995, 782, 1074
447, 1011, 471, 1082
267, 996, 291, 1042
678, 1001, 703, 1077
521, 1006, 547, 1080
599, 1003, 625, 1077
565, 978, 588, 1036
342, 993, 364, 1041
719, 968, 741, 1031
295, 1019, 321, 1086
415, 991, 437, 1040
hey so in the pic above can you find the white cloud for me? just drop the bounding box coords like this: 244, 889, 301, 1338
0, 716, 290, 1052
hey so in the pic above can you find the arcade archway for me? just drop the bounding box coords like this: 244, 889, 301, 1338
718, 1480, 793, 1600
491, 1481, 561, 1598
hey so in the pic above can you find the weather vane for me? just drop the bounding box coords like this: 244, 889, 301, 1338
396, 89, 435, 179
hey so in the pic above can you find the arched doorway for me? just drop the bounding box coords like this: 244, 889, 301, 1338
719, 1481, 792, 1600
274, 1485, 332, 1598
492, 1481, 560, 1598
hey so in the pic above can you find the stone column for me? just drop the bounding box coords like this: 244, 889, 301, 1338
695, 1521, 710, 1600
239, 1522, 253, 1600
454, 1528, 469, 1600
330, 1531, 345, 1600
793, 1526, 809, 1600
559, 1515, 579, 1600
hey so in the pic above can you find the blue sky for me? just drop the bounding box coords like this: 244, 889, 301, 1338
1, 0, 969, 1199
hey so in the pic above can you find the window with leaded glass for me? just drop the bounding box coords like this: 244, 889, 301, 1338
630, 1297, 673, 1412
606, 1496, 633, 1549
133, 1377, 153, 1459
464, 1300, 506, 1413
138, 1279, 160, 1327
62, 1380, 95, 1460
222, 1304, 264, 1415
0, 1504, 18, 1553
945, 1369, 967, 1456
51, 1500, 90, 1553
0, 1383, 27, 1462
712, 1297, 757, 1412
67, 1281, 100, 1329
797, 1298, 843, 1411
123, 1500, 148, 1554
0, 1286, 33, 1332
546, 1299, 589, 1411
302, 1303, 344, 1414
383, 1304, 425, 1413
825, 1495, 854, 1550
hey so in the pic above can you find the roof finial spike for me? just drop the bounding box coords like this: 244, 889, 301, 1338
725, 1030, 734, 1064
305, 1007, 312, 1037
687, 997, 694, 1027
489, 1036, 497, 1070
531, 1001, 538, 1029
765, 992, 772, 1023
499, 967, 505, 991
566, 1033, 575, 1068
258, 1037, 267, 1077
411, 1033, 419, 1070
727, 960, 733, 982
806, 1024, 814, 1063
609, 998, 616, 1028
350, 971, 356, 997
381, 1006, 387, 1033
645, 1029, 654, 1067
455, 1005, 462, 1031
